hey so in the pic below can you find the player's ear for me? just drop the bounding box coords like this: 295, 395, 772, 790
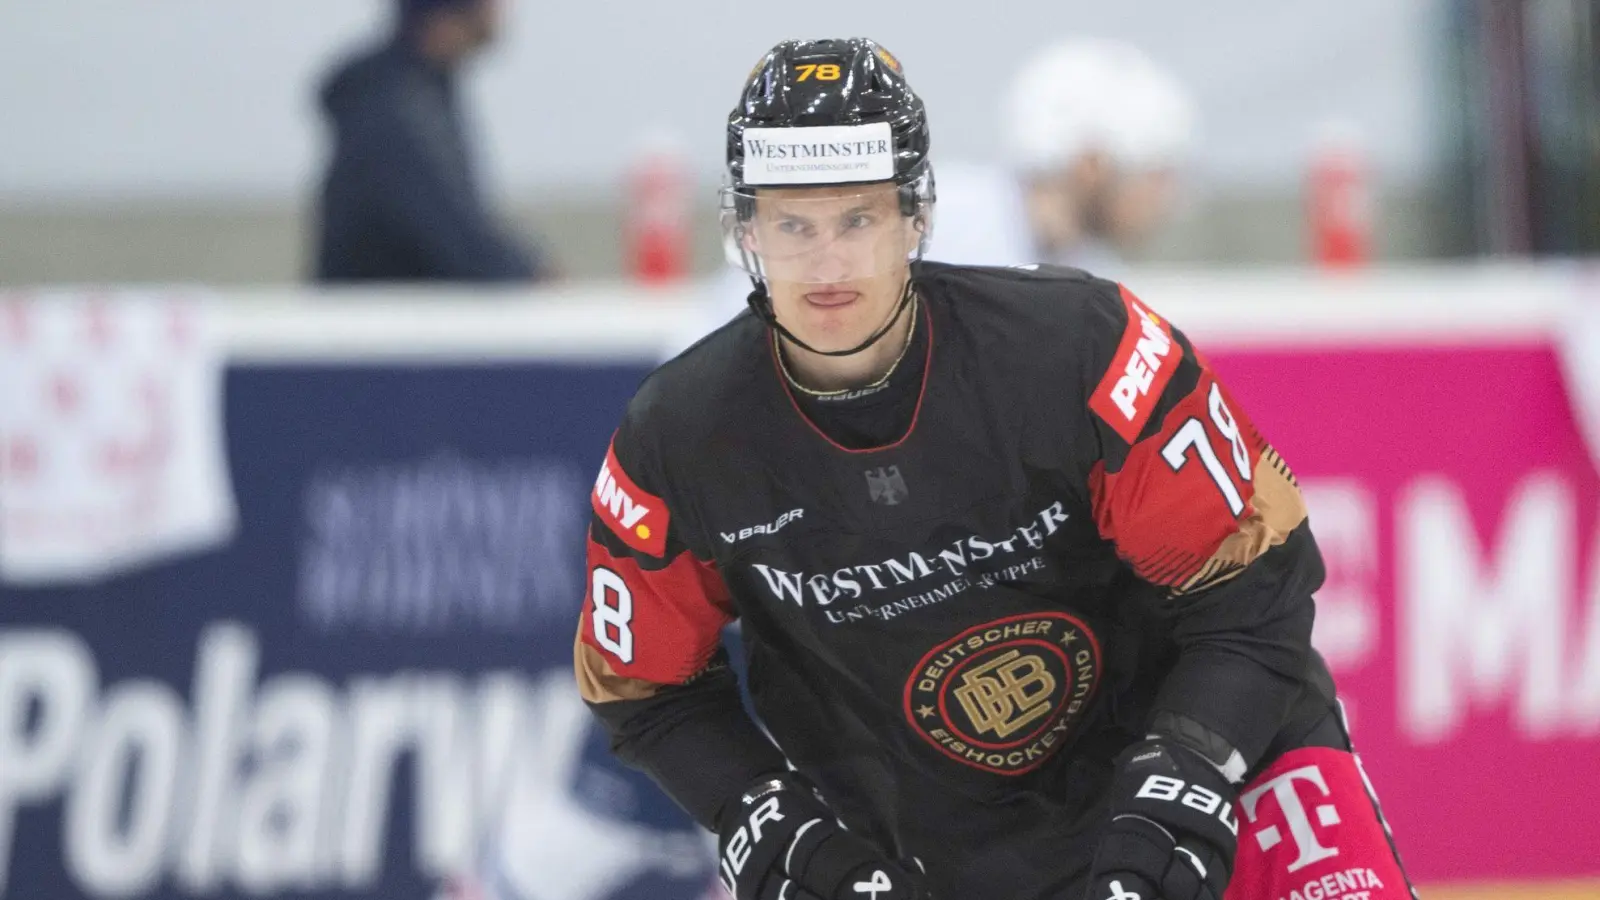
904, 213, 926, 254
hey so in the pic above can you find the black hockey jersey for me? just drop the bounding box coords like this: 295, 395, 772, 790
575, 263, 1330, 896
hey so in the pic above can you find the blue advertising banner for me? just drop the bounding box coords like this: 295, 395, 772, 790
0, 362, 720, 900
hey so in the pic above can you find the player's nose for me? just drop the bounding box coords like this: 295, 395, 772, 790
803, 234, 863, 284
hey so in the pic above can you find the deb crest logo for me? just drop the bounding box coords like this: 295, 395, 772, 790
592, 443, 668, 557
904, 611, 1102, 775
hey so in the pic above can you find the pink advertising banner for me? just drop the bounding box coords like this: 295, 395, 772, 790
1206, 340, 1600, 884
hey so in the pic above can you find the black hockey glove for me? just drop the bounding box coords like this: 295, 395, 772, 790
1084, 740, 1240, 900
717, 773, 931, 900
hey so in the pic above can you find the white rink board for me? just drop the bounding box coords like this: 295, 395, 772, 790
215, 264, 1591, 363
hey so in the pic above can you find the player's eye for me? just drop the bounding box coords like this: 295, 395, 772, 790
844, 213, 875, 230
776, 218, 814, 237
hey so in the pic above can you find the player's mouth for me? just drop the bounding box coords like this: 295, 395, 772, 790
803, 290, 860, 309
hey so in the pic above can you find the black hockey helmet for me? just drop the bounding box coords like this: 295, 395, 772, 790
720, 38, 936, 356
728, 39, 931, 202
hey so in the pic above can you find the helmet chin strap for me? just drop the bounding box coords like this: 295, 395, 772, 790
745, 272, 917, 358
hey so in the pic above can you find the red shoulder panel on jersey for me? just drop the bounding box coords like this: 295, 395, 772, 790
1089, 374, 1265, 588
580, 536, 734, 685
1089, 284, 1180, 444
592, 440, 669, 557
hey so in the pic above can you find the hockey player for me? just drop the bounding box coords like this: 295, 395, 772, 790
934, 37, 1197, 277
576, 38, 1413, 900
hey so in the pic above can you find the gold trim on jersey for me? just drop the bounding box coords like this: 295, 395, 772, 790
1175, 442, 1309, 595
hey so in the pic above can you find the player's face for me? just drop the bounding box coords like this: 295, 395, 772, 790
1103, 167, 1180, 248
457, 0, 502, 48
745, 183, 919, 353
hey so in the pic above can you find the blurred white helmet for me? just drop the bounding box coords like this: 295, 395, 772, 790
1004, 38, 1197, 174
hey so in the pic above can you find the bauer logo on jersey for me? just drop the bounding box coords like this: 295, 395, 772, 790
592, 443, 668, 556
742, 123, 896, 186
904, 612, 1101, 775
1090, 285, 1179, 444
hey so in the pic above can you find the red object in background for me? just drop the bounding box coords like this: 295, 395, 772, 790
1307, 122, 1372, 269
627, 135, 691, 285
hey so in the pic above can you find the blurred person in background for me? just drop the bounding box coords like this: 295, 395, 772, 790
933, 37, 1197, 277
313, 0, 552, 283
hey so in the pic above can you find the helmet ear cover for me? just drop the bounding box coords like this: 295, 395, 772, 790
898, 182, 919, 218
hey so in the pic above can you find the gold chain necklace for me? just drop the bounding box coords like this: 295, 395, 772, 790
776, 294, 919, 399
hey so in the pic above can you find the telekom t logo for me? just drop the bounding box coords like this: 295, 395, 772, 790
1239, 765, 1341, 873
